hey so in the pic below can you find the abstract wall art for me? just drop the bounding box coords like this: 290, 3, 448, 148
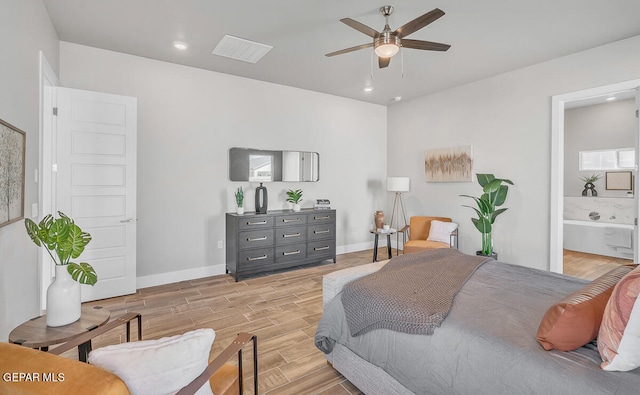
425, 145, 473, 182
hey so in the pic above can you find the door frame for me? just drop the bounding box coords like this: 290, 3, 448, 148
550, 79, 640, 274
38, 51, 59, 311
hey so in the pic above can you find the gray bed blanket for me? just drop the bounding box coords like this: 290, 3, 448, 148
316, 261, 640, 394
342, 249, 489, 336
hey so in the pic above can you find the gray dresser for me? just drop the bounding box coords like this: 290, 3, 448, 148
225, 209, 336, 281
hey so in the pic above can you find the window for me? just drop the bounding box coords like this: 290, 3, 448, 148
579, 148, 635, 171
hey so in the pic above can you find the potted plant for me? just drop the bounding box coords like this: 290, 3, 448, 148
25, 212, 97, 326
234, 187, 245, 214
580, 173, 601, 196
461, 174, 514, 259
286, 189, 303, 211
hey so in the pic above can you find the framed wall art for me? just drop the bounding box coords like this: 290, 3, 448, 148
605, 171, 632, 191
0, 118, 26, 227
425, 145, 473, 182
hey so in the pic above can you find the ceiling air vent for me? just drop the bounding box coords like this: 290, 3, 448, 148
212, 35, 273, 64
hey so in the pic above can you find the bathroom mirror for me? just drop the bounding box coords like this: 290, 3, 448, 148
229, 147, 319, 182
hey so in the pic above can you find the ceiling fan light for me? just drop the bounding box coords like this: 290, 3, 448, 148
374, 35, 400, 58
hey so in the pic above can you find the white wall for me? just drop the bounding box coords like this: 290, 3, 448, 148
564, 99, 636, 197
388, 35, 640, 271
0, 0, 59, 340
59, 42, 387, 282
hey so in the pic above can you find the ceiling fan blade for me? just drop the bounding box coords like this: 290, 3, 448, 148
394, 8, 445, 38
378, 57, 391, 68
340, 18, 379, 38
401, 39, 451, 51
325, 43, 373, 57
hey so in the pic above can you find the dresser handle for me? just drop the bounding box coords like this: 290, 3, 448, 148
283, 250, 301, 256
314, 229, 330, 234
247, 255, 267, 261
314, 216, 331, 220
247, 236, 267, 241
314, 246, 330, 251
283, 233, 301, 238
283, 218, 301, 223
247, 221, 267, 225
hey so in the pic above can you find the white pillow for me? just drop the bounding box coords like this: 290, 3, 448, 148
602, 296, 640, 371
427, 220, 458, 244
88, 328, 215, 395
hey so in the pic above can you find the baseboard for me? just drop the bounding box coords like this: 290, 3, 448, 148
136, 264, 226, 289
336, 241, 374, 255
136, 242, 383, 289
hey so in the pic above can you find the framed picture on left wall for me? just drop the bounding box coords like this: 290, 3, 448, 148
0, 118, 25, 227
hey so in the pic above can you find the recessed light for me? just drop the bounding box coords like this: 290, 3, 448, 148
363, 87, 374, 92
393, 96, 402, 102
173, 41, 189, 50
606, 97, 616, 101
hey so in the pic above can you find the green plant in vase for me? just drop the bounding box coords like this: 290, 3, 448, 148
25, 212, 97, 285
286, 189, 303, 211
461, 174, 514, 257
234, 187, 245, 214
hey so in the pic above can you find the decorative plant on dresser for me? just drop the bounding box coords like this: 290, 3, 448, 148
25, 212, 97, 326
226, 209, 336, 281
461, 174, 514, 259
235, 187, 245, 214
286, 189, 303, 211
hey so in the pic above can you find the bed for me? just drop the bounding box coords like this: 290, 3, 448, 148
314, 250, 640, 395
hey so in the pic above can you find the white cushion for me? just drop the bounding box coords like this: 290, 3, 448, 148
88, 328, 215, 395
601, 295, 640, 371
427, 220, 458, 244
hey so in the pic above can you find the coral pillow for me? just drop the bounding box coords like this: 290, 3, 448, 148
427, 220, 458, 244
88, 328, 215, 395
536, 265, 634, 351
598, 265, 640, 371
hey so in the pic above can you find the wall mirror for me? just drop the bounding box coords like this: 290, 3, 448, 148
229, 147, 319, 182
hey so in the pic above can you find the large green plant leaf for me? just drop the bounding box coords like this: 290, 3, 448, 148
25, 218, 43, 247
67, 223, 92, 259
471, 217, 492, 234
492, 208, 508, 223
476, 174, 495, 188
68, 262, 97, 286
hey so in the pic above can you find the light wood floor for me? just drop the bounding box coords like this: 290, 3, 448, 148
563, 249, 632, 280
82, 248, 398, 394
74, 248, 625, 394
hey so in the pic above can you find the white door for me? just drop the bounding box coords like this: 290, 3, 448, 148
55, 87, 137, 301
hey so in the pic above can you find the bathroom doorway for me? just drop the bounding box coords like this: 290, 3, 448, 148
551, 80, 640, 275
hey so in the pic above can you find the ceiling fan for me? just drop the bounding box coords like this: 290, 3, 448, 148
325, 6, 451, 68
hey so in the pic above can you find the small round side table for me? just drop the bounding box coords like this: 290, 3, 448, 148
9, 305, 110, 362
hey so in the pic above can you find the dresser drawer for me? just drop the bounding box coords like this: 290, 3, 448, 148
275, 243, 307, 263
238, 229, 274, 249
308, 211, 335, 224
238, 247, 275, 269
307, 240, 335, 259
308, 223, 335, 241
275, 225, 307, 246
238, 216, 274, 230
275, 214, 307, 227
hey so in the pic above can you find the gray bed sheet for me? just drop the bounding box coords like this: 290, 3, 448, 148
315, 261, 640, 395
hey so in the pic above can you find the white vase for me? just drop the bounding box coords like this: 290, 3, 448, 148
293, 203, 301, 212
46, 265, 81, 327
236, 206, 245, 215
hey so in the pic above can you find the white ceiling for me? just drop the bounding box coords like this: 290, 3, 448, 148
42, 0, 640, 106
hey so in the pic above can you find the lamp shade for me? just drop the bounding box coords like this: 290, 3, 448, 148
387, 177, 410, 192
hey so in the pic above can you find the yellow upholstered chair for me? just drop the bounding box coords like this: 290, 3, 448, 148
0, 316, 256, 395
402, 216, 458, 254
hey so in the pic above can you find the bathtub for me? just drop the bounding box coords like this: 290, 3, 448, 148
563, 219, 634, 259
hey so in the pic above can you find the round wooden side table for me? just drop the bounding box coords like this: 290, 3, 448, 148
9, 305, 110, 362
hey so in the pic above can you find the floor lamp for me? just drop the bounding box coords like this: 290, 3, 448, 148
387, 177, 410, 255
